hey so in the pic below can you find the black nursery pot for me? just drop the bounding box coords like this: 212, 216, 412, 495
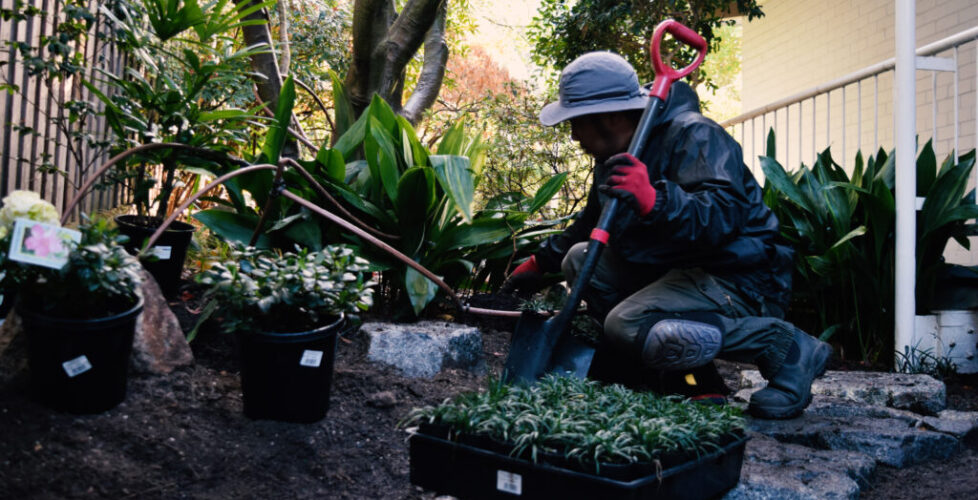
114, 215, 194, 297
19, 298, 143, 414
236, 315, 346, 423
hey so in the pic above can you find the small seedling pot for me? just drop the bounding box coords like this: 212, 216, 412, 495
115, 215, 194, 297
409, 424, 748, 500
236, 315, 347, 423
20, 298, 144, 414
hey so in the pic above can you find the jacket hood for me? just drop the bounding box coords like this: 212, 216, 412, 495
654, 81, 701, 125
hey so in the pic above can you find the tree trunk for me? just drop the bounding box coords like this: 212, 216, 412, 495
277, 0, 292, 74
236, 0, 298, 158
344, 0, 448, 125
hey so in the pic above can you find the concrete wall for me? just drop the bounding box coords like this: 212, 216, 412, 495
739, 0, 978, 266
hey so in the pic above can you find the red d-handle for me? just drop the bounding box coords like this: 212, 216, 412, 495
648, 19, 708, 100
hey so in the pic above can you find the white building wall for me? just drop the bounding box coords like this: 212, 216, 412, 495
740, 0, 978, 266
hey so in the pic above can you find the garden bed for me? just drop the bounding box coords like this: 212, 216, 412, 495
0, 280, 976, 499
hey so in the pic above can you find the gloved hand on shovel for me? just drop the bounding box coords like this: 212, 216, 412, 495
500, 255, 545, 298
599, 153, 659, 217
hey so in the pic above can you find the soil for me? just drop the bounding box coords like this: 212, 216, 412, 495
0, 286, 976, 499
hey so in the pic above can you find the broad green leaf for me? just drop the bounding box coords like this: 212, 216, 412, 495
259, 75, 296, 163
916, 140, 937, 196
285, 219, 322, 250
397, 116, 428, 166
368, 117, 402, 203
198, 108, 252, 122
431, 155, 475, 223
760, 156, 813, 213
368, 93, 399, 137
528, 172, 568, 214
396, 167, 436, 255
193, 209, 270, 248
765, 127, 776, 158
329, 69, 356, 138
268, 211, 305, 231
333, 109, 369, 160
405, 267, 438, 315
320, 175, 397, 230
828, 226, 867, 251
316, 147, 346, 182
436, 120, 466, 155
439, 218, 512, 250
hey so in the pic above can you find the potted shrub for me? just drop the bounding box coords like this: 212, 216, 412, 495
85, 0, 264, 296
197, 244, 375, 423
0, 192, 144, 413
401, 375, 748, 499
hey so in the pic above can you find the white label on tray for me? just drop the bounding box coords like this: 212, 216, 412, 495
62, 355, 92, 378
149, 246, 172, 260
299, 350, 324, 367
496, 470, 522, 495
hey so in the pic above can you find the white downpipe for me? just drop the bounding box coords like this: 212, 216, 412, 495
894, 0, 917, 365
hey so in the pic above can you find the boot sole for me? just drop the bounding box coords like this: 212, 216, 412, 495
748, 342, 833, 420
641, 319, 722, 371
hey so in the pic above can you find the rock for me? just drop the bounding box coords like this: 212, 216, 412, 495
366, 391, 398, 409
922, 409, 978, 441
749, 412, 958, 468
724, 433, 873, 499
739, 370, 946, 415
131, 271, 193, 374
362, 321, 484, 378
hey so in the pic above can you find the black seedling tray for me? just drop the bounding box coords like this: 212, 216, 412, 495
408, 427, 748, 500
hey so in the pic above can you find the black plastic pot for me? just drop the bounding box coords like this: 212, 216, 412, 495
409, 426, 748, 500
115, 215, 195, 297
19, 298, 144, 414
236, 315, 346, 423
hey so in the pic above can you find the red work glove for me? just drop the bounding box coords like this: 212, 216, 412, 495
499, 255, 545, 298
599, 153, 658, 217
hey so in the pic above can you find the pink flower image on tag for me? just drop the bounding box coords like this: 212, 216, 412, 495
23, 223, 65, 258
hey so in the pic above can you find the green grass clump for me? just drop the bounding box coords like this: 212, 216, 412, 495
402, 375, 745, 470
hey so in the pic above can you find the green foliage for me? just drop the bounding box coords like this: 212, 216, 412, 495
90, 0, 269, 218
401, 375, 745, 471
895, 342, 958, 380
4, 218, 144, 319
761, 130, 977, 362
197, 91, 567, 318
196, 244, 375, 335
527, 0, 764, 88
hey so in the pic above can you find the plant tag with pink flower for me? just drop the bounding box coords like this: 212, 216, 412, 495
8, 218, 81, 269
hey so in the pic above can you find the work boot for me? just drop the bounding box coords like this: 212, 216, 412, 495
641, 319, 722, 371
748, 330, 832, 419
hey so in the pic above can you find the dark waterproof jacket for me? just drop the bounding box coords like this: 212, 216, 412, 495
535, 82, 794, 312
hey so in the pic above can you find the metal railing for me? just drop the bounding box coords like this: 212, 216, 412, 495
722, 25, 978, 194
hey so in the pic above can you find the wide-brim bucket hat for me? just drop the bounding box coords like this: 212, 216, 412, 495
539, 51, 649, 126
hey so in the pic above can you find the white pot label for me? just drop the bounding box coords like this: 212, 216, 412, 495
299, 350, 324, 368
62, 355, 92, 378
496, 470, 522, 495
149, 246, 172, 260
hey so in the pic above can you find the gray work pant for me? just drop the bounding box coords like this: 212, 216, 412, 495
562, 242, 797, 377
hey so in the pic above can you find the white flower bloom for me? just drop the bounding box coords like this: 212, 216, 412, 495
0, 190, 60, 228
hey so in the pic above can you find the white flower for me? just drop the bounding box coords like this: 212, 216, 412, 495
0, 190, 60, 229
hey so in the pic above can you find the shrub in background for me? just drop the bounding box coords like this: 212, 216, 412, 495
760, 131, 976, 362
